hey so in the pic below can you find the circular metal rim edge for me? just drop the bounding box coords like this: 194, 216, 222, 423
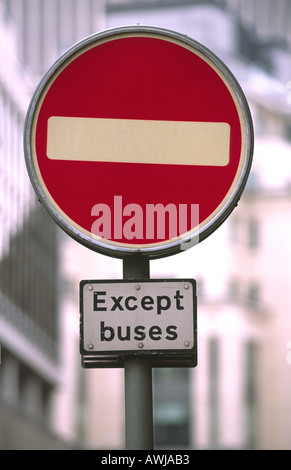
23, 24, 254, 260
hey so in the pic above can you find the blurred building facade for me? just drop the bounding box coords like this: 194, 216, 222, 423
0, 0, 106, 449
1, 0, 291, 450
0, 2, 64, 448
105, 0, 291, 450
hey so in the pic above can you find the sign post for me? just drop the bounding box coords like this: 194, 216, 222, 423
24, 25, 253, 450
123, 255, 153, 450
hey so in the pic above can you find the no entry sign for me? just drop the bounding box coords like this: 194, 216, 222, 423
24, 25, 253, 259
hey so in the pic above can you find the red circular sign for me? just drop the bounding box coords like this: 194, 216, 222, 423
24, 26, 253, 259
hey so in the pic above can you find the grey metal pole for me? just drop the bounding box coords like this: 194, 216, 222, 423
123, 255, 154, 450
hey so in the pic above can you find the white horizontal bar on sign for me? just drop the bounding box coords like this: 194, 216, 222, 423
47, 116, 230, 166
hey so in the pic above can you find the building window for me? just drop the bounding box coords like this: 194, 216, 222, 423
245, 171, 260, 192
244, 341, 258, 448
230, 215, 241, 244
0, 203, 59, 358
229, 278, 240, 300
196, 277, 204, 298
209, 337, 219, 447
248, 283, 260, 308
248, 218, 260, 249
153, 368, 191, 448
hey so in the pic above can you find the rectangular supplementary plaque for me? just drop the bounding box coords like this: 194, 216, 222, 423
80, 279, 196, 354
47, 116, 230, 166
